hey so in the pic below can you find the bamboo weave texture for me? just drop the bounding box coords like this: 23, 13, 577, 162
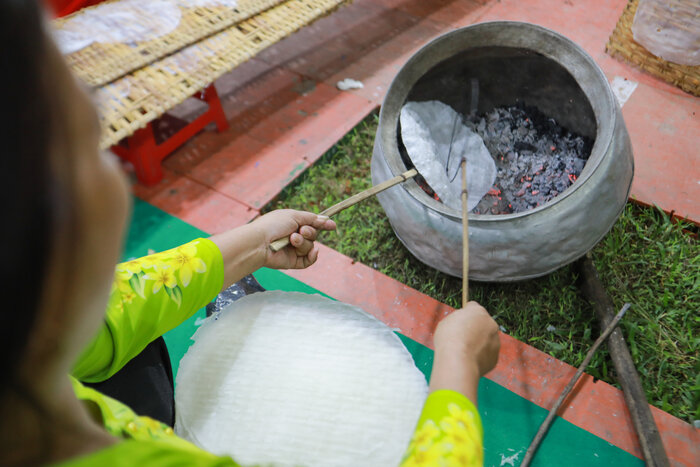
606, 0, 699, 97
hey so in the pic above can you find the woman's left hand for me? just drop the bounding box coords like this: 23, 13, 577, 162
251, 209, 336, 270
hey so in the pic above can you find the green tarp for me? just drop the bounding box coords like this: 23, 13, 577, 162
124, 197, 642, 467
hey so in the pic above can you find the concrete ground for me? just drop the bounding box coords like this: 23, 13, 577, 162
129, 0, 699, 464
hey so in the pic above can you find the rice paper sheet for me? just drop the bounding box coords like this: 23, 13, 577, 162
175, 291, 428, 467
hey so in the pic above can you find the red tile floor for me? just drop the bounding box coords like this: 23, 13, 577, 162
131, 0, 699, 464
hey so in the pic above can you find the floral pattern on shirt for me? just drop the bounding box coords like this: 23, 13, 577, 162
114, 241, 207, 308
402, 392, 483, 467
71, 238, 483, 466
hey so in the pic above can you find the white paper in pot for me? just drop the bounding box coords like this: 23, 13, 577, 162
401, 100, 497, 211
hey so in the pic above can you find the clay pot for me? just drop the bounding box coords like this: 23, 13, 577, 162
371, 21, 633, 281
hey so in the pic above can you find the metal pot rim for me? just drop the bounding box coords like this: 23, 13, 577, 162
379, 21, 617, 222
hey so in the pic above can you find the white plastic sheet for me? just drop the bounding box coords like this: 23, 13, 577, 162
53, 0, 239, 55
632, 0, 700, 66
400, 100, 497, 211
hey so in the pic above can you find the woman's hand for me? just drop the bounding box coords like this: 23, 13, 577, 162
249, 209, 336, 270
434, 302, 500, 376
429, 301, 501, 404
209, 210, 335, 291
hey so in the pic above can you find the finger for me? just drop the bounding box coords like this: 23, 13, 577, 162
304, 245, 319, 267
299, 225, 318, 241
289, 232, 305, 248
290, 210, 324, 228
289, 232, 314, 257
318, 217, 337, 231
296, 238, 315, 257
309, 215, 336, 232
465, 301, 490, 314
292, 210, 337, 231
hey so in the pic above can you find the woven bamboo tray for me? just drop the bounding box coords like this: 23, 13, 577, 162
606, 0, 699, 96
55, 0, 286, 87
96, 0, 347, 149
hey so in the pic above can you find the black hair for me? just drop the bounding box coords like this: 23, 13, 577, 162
0, 0, 56, 397
0, 2, 78, 464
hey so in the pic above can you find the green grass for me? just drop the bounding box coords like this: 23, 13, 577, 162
264, 113, 700, 423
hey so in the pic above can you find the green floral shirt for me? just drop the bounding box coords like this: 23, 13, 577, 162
73, 239, 222, 383
401, 390, 483, 466
61, 239, 483, 466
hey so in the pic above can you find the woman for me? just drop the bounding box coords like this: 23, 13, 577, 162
0, 1, 500, 465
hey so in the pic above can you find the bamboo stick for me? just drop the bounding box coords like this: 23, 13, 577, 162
578, 255, 670, 467
520, 302, 631, 467
461, 159, 468, 306
269, 168, 418, 252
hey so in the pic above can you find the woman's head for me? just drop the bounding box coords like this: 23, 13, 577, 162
1, 0, 130, 396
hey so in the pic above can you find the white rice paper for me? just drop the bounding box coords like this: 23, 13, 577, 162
175, 291, 428, 467
53, 0, 239, 55
401, 100, 497, 211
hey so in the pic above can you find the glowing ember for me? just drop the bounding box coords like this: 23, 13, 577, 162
487, 187, 502, 196
464, 105, 592, 214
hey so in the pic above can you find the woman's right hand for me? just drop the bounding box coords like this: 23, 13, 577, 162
250, 209, 336, 270
429, 302, 501, 402
433, 302, 501, 377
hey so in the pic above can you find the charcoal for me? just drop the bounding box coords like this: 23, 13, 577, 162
464, 104, 593, 214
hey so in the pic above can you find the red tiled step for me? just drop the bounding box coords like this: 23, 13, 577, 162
131, 168, 257, 234
285, 243, 699, 466
189, 81, 376, 210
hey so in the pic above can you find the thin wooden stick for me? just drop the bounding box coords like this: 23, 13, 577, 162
578, 255, 669, 466
269, 168, 418, 252
520, 302, 631, 467
460, 159, 468, 306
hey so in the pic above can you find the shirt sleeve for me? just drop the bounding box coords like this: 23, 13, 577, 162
72, 238, 224, 382
400, 390, 484, 467
63, 377, 242, 467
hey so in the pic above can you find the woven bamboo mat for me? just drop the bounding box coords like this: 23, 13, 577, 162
606, 0, 699, 96
97, 0, 347, 149
55, 0, 286, 87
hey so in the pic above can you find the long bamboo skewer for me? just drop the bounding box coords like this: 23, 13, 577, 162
461, 159, 469, 306
520, 303, 631, 467
578, 256, 669, 466
269, 168, 418, 252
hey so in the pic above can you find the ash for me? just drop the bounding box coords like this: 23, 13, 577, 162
465, 105, 592, 214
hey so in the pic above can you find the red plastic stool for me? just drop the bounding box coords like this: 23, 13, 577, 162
45, 0, 105, 17
111, 84, 229, 186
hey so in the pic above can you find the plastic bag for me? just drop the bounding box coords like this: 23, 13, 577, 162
400, 100, 497, 211
632, 0, 700, 66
